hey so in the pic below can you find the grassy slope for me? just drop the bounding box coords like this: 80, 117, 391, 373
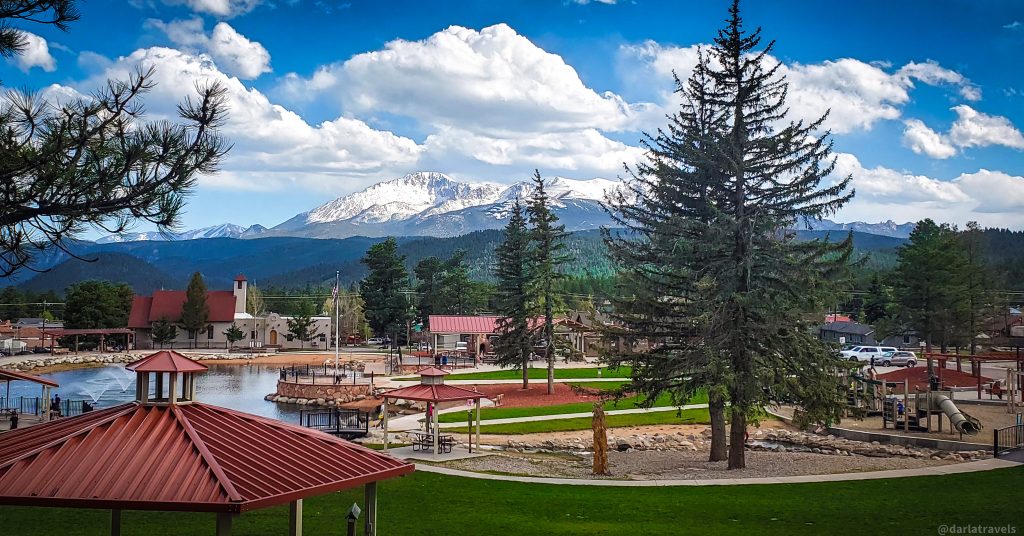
437, 391, 708, 423
446, 407, 711, 434
396, 366, 633, 381
3, 468, 1020, 535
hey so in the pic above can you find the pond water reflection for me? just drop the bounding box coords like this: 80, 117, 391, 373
1, 364, 303, 422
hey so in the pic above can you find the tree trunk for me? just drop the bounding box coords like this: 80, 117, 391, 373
522, 350, 529, 390
592, 402, 609, 475
727, 406, 746, 469
708, 390, 728, 462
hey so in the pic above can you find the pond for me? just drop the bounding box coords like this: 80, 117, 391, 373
0, 363, 305, 423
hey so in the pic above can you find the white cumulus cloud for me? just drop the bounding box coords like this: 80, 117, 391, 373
73, 47, 422, 192
148, 18, 271, 79
162, 0, 261, 18
832, 153, 1024, 228
622, 43, 983, 135
948, 105, 1024, 150
10, 31, 56, 72
902, 119, 956, 159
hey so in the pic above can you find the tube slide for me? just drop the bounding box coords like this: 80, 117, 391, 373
928, 393, 982, 435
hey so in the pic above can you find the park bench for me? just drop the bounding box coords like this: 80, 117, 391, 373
493, 393, 504, 407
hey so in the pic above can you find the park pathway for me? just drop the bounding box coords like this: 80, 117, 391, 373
386, 403, 708, 432
412, 457, 1021, 486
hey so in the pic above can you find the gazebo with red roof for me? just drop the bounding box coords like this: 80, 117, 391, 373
381, 367, 488, 455
0, 368, 58, 424
0, 350, 413, 535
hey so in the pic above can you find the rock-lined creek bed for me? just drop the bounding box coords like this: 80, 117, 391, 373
3, 352, 244, 372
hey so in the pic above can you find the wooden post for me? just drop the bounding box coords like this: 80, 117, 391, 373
903, 379, 909, 432
432, 402, 439, 455
216, 513, 233, 536
475, 398, 481, 453
289, 499, 303, 536
592, 402, 609, 475
382, 398, 390, 452
168, 373, 178, 405
110, 509, 121, 536
364, 482, 378, 536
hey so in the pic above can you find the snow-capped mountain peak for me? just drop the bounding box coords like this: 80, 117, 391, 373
304, 172, 506, 224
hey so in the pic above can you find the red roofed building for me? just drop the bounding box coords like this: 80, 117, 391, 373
129, 275, 331, 351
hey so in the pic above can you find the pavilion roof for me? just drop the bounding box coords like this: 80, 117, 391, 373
382, 384, 486, 403
126, 350, 209, 373
876, 367, 993, 390
416, 367, 449, 377
0, 402, 413, 513
0, 368, 58, 388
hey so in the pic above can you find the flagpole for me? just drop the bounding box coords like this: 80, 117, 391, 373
334, 271, 340, 378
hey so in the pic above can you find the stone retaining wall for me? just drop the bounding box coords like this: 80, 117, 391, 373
2, 351, 245, 372
267, 380, 373, 407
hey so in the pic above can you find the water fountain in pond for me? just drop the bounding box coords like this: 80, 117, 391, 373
79, 381, 110, 404
104, 366, 134, 392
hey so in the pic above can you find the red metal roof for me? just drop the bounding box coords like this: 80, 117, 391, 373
126, 351, 209, 373
0, 402, 414, 513
428, 315, 500, 334
0, 368, 59, 388
382, 384, 487, 403
416, 367, 449, 377
128, 290, 237, 328
127, 296, 153, 328
234, 274, 247, 282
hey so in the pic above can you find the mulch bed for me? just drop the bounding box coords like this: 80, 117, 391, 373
468, 383, 607, 407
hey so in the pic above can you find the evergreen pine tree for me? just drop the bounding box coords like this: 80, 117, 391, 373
606, 0, 854, 469
180, 272, 209, 349
360, 237, 412, 354
959, 222, 995, 355
151, 318, 178, 348
526, 171, 569, 395
223, 323, 244, 351
494, 199, 535, 389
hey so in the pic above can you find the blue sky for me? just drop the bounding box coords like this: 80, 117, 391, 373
3, 0, 1023, 234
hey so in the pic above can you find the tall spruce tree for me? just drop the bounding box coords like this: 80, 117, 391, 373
892, 219, 961, 357
606, 1, 854, 469
604, 49, 733, 461
180, 272, 210, 349
959, 222, 995, 355
494, 199, 535, 389
526, 171, 568, 395
360, 237, 412, 353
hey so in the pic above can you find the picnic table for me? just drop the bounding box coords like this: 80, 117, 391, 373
411, 431, 454, 453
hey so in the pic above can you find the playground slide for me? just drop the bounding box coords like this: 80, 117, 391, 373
928, 393, 982, 435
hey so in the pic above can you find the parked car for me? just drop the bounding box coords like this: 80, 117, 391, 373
880, 350, 917, 367
366, 337, 383, 346
454, 341, 468, 352
840, 346, 898, 363
414, 342, 432, 352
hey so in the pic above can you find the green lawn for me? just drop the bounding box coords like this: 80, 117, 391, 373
446, 407, 711, 434
2, 467, 1020, 535
437, 391, 708, 423
395, 366, 633, 381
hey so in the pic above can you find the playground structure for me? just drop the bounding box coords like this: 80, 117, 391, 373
921, 352, 1023, 408
849, 371, 982, 437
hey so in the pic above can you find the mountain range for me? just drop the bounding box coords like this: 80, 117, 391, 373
95, 172, 917, 242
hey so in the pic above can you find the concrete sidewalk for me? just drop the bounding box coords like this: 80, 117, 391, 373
386, 403, 709, 432
435, 403, 709, 428
414, 456, 1021, 486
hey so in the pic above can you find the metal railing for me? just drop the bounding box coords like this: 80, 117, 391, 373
279, 364, 374, 385
300, 408, 369, 438
0, 397, 96, 417
993, 424, 1024, 457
